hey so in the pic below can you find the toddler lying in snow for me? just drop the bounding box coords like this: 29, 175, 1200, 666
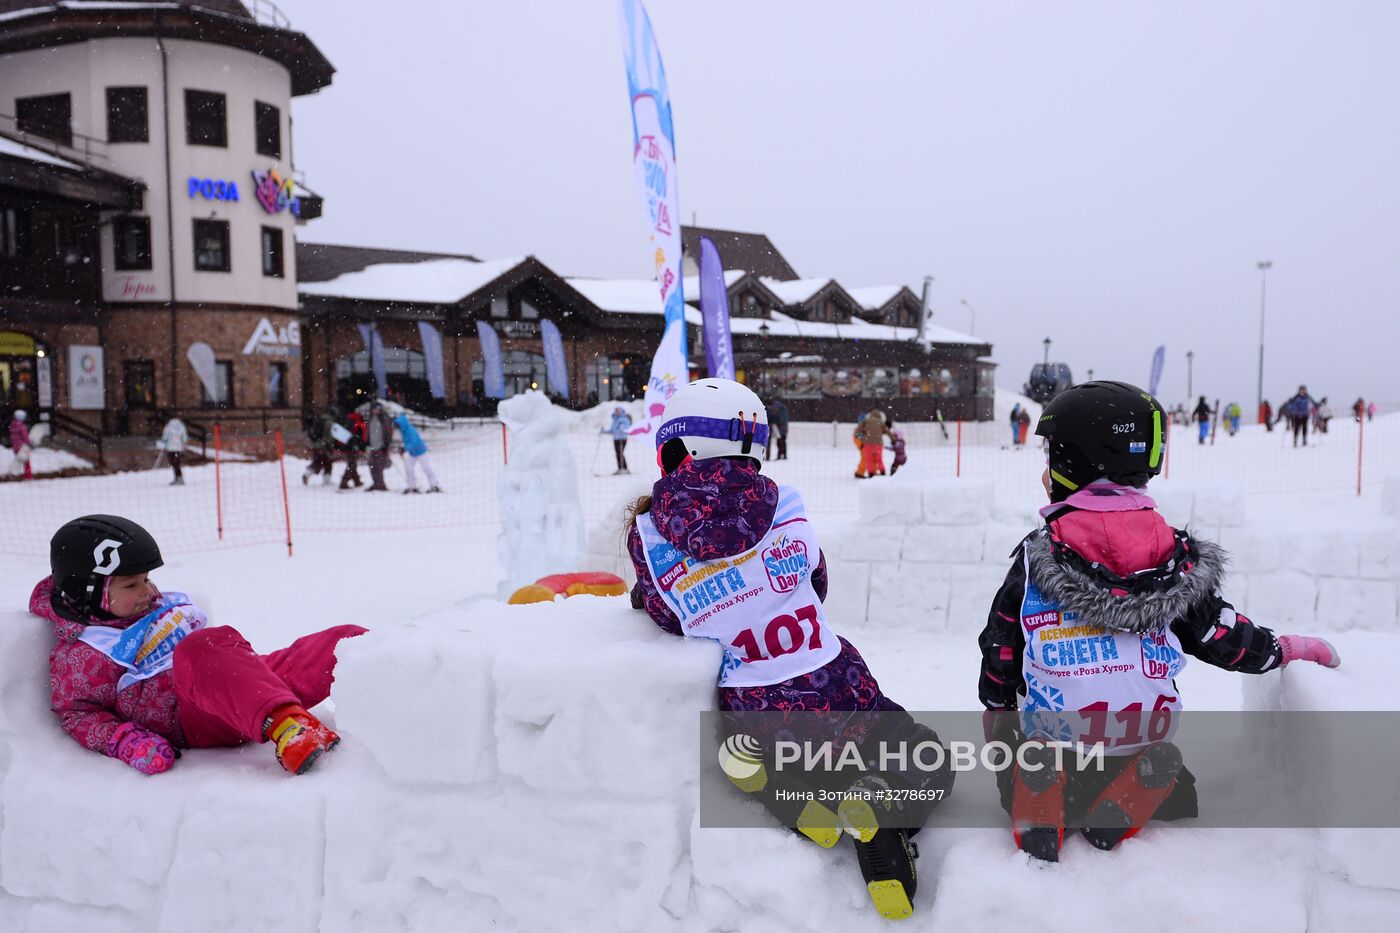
29, 514, 365, 776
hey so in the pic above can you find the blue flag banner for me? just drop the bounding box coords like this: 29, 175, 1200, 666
619, 0, 687, 435
476, 320, 506, 399
698, 236, 734, 379
356, 323, 388, 398
540, 319, 570, 399
417, 321, 447, 400
1149, 344, 1166, 398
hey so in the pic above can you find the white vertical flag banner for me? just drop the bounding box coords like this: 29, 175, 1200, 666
619, 0, 688, 436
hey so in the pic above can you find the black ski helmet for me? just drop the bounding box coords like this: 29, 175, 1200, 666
50, 515, 163, 615
1035, 381, 1166, 501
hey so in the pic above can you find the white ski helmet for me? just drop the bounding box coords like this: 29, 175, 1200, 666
655, 378, 768, 465
13, 409, 26, 422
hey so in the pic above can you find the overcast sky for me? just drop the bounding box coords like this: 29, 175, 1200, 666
278, 0, 1398, 407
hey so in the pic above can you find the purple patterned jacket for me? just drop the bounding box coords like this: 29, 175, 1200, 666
627, 458, 899, 714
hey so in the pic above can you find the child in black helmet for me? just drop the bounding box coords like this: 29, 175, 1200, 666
976, 381, 1341, 861
31, 514, 366, 776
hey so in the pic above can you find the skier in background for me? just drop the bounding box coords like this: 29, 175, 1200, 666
627, 379, 950, 919
1282, 385, 1317, 447
1009, 403, 1023, 447
887, 417, 908, 475
1313, 397, 1332, 435
1259, 399, 1274, 431
1367, 401, 1377, 421
1192, 396, 1211, 445
1224, 402, 1241, 436
604, 406, 632, 474
1017, 405, 1032, 445
303, 407, 337, 486
854, 409, 892, 478
365, 400, 394, 492
7, 408, 32, 480
339, 409, 367, 490
766, 397, 790, 461
394, 411, 441, 493
158, 412, 187, 486
1352, 398, 1365, 423
978, 381, 1342, 863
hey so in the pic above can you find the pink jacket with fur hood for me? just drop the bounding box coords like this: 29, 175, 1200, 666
29, 576, 186, 756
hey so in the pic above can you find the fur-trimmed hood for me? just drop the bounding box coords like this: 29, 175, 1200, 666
1023, 523, 1226, 635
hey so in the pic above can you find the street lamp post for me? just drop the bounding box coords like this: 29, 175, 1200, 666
1186, 350, 1194, 400
1256, 260, 1272, 419
959, 298, 976, 335
1042, 338, 1051, 366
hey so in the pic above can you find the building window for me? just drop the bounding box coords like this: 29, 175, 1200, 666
123, 360, 156, 409
106, 87, 148, 143
201, 360, 233, 407
113, 216, 152, 270
16, 93, 72, 145
260, 225, 284, 277
1, 206, 26, 258
184, 89, 227, 147
490, 296, 508, 318
193, 219, 230, 272
254, 100, 281, 158
267, 362, 287, 407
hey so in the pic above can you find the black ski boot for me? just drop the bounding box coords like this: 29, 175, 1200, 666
853, 828, 918, 920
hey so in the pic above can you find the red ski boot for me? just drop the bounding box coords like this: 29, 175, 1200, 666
1081, 741, 1182, 851
263, 705, 340, 775
1011, 741, 1066, 862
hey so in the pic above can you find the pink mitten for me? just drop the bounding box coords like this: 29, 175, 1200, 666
1278, 635, 1341, 669
109, 723, 176, 775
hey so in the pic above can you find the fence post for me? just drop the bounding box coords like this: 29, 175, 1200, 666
956, 420, 962, 478
501, 422, 508, 465
275, 429, 293, 557
1357, 413, 1364, 496
832, 421, 838, 448
214, 423, 223, 541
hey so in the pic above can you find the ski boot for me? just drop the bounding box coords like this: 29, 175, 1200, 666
1011, 740, 1066, 862
1081, 741, 1182, 851
853, 828, 918, 920
717, 734, 842, 848
263, 705, 340, 775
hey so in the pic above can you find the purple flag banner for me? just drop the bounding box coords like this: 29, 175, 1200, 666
417, 321, 447, 400
356, 323, 388, 398
476, 321, 506, 399
540, 320, 570, 399
698, 236, 734, 379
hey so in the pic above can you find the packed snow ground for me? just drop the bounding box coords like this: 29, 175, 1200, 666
0, 400, 1398, 931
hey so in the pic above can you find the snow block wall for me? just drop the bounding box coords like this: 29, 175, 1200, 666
820, 478, 1400, 636
0, 597, 732, 932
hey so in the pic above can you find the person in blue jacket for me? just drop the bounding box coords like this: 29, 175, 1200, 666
605, 407, 632, 474
393, 412, 442, 494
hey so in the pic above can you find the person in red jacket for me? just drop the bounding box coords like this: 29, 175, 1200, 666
978, 382, 1341, 862
31, 515, 366, 775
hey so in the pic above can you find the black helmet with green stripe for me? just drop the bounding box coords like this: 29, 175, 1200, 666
1035, 380, 1166, 501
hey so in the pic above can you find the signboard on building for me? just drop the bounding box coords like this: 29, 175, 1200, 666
68, 345, 105, 409
251, 167, 301, 217
242, 318, 301, 357
0, 331, 36, 356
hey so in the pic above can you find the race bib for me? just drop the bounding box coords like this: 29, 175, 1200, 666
636, 487, 840, 687
78, 592, 208, 692
1018, 550, 1185, 752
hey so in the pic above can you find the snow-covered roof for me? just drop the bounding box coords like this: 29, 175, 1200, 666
759, 277, 833, 306
565, 270, 745, 316
846, 285, 908, 311
0, 133, 87, 170
298, 256, 526, 304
